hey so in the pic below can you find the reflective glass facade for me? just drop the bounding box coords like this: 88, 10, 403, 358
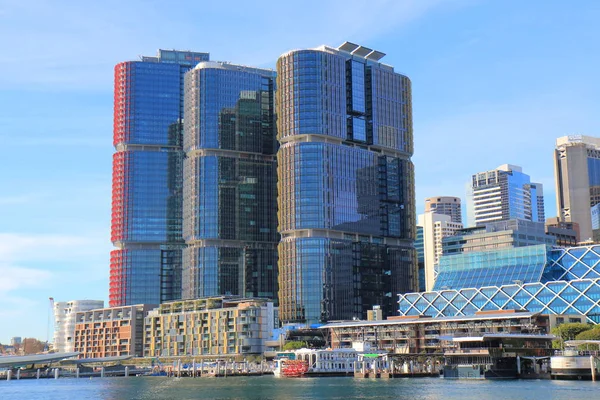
277, 45, 416, 323
182, 63, 278, 301
111, 50, 209, 307
466, 165, 545, 227
434, 244, 548, 290
398, 245, 600, 323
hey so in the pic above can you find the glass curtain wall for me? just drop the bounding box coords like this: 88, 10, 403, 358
182, 63, 278, 302
276, 47, 416, 323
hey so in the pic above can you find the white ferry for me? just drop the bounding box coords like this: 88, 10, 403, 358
273, 348, 359, 377
551, 340, 600, 380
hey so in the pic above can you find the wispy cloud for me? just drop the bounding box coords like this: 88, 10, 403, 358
0, 231, 110, 342
0, 265, 52, 292
0, 232, 108, 262
0, 0, 453, 89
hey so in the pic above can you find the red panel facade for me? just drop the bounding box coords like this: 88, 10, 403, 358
111, 152, 129, 243
110, 62, 132, 307
109, 249, 128, 307
113, 62, 131, 146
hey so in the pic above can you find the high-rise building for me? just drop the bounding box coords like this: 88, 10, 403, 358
110, 50, 209, 307
417, 213, 463, 291
425, 196, 462, 224
182, 62, 278, 301
466, 164, 545, 227
53, 300, 104, 353
554, 135, 600, 242
276, 42, 416, 323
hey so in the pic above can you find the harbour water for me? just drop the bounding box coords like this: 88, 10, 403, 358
1, 376, 597, 400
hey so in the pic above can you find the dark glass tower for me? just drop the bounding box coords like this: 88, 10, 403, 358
110, 50, 209, 306
276, 43, 417, 323
182, 62, 278, 301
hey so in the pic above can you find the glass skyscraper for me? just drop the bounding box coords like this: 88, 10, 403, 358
466, 164, 545, 227
276, 42, 417, 323
111, 50, 209, 307
182, 62, 278, 301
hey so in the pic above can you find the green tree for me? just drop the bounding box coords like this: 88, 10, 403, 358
551, 322, 593, 349
283, 341, 308, 350
575, 328, 600, 340
574, 328, 600, 350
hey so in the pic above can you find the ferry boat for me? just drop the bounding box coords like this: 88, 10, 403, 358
273, 348, 359, 377
551, 340, 600, 380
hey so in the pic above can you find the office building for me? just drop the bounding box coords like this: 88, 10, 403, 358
73, 304, 155, 358
53, 300, 104, 353
417, 213, 463, 291
554, 135, 600, 242
425, 196, 462, 224
182, 62, 278, 301
466, 164, 545, 227
443, 219, 555, 255
433, 219, 555, 290
144, 297, 274, 357
110, 50, 209, 307
545, 217, 579, 247
398, 244, 600, 324
435, 244, 550, 290
276, 42, 416, 323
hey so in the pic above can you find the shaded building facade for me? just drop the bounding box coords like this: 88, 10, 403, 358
182, 62, 278, 301
111, 50, 209, 306
276, 43, 416, 323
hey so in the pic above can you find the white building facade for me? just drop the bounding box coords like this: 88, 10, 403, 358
418, 213, 463, 291
53, 300, 104, 353
467, 164, 545, 227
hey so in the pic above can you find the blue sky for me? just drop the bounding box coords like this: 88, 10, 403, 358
0, 0, 598, 344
